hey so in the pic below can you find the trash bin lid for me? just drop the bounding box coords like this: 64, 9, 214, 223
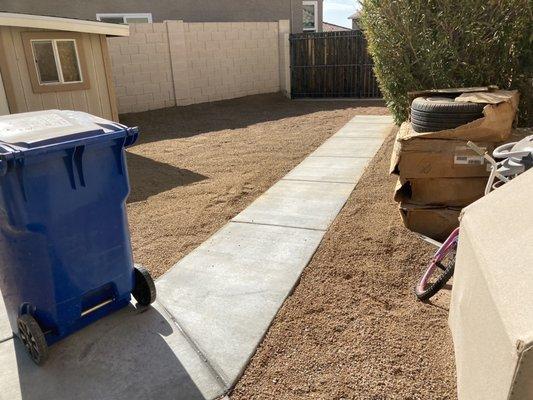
0, 110, 124, 148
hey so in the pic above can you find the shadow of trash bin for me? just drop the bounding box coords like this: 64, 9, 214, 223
4, 304, 211, 400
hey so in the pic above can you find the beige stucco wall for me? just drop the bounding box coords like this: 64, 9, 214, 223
0, 0, 318, 33
108, 20, 289, 114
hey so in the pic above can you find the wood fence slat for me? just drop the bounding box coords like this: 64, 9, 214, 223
290, 31, 380, 98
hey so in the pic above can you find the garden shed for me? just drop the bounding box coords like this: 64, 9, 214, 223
0, 12, 128, 121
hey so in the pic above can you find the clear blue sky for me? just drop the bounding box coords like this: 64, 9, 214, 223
323, 0, 359, 28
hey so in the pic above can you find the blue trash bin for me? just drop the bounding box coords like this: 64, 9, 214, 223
0, 110, 156, 364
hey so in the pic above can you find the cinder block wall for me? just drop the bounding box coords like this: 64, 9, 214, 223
108, 23, 176, 114
108, 20, 290, 114
182, 21, 280, 105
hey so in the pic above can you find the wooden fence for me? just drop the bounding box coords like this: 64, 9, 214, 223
289, 31, 381, 99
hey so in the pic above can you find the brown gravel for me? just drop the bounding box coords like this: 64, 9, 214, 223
121, 93, 388, 277
230, 132, 457, 400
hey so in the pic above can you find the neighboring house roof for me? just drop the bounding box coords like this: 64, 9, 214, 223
0, 12, 129, 36
349, 10, 362, 19
323, 22, 352, 32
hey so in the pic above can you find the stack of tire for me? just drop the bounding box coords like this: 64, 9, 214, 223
410, 97, 485, 133
394, 96, 490, 241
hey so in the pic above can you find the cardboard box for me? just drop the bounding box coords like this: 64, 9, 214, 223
398, 202, 460, 242
394, 177, 487, 207
390, 122, 495, 178
449, 169, 533, 399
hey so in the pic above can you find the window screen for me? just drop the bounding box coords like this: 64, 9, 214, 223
32, 41, 60, 84
57, 41, 81, 82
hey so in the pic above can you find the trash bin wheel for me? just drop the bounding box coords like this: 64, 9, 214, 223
132, 264, 156, 306
17, 314, 49, 365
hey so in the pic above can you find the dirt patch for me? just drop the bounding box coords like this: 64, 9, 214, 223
230, 132, 457, 400
121, 93, 388, 277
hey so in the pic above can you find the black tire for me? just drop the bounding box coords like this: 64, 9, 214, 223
414, 251, 456, 301
412, 122, 472, 133
17, 314, 49, 365
411, 97, 485, 114
411, 110, 483, 123
411, 96, 484, 133
132, 264, 156, 306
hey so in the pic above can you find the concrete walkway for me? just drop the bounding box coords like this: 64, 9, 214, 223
0, 115, 393, 400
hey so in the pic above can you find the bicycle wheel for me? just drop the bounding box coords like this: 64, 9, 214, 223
415, 241, 457, 301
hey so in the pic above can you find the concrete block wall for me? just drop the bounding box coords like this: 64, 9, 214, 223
108, 23, 176, 114
108, 20, 288, 114
182, 22, 280, 105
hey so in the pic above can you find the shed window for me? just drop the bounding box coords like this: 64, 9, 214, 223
22, 32, 90, 93
31, 39, 82, 85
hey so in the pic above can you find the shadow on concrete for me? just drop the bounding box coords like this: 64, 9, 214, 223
13, 305, 209, 400
126, 153, 207, 203
119, 93, 386, 145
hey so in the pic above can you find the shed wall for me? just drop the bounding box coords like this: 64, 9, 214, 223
0, 27, 116, 120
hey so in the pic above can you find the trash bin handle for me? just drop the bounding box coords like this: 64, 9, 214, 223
0, 144, 18, 176
0, 156, 6, 176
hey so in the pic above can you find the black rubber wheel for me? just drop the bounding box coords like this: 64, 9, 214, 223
132, 264, 156, 306
412, 122, 474, 133
411, 110, 483, 124
411, 97, 485, 114
414, 249, 456, 301
17, 314, 49, 365
411, 108, 483, 119
411, 97, 485, 133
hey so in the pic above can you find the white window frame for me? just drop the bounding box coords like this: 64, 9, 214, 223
303, 1, 318, 32
30, 39, 83, 85
96, 13, 153, 24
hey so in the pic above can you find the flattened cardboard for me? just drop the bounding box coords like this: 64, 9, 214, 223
390, 123, 495, 178
407, 86, 498, 101
455, 90, 520, 107
394, 177, 486, 207
399, 202, 460, 242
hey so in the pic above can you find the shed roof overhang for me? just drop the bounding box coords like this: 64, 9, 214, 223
0, 12, 129, 36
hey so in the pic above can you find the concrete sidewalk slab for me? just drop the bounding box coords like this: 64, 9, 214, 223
334, 124, 392, 138
310, 137, 384, 158
232, 180, 354, 230
351, 115, 394, 123
156, 222, 324, 389
282, 156, 370, 184
0, 303, 224, 400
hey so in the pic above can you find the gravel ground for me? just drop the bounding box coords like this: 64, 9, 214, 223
230, 132, 457, 400
121, 93, 388, 277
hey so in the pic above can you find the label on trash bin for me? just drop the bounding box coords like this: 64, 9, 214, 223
0, 114, 73, 140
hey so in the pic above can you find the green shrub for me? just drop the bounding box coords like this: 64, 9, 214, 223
360, 0, 532, 126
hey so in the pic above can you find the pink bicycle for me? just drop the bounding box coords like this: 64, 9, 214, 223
414, 136, 533, 300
